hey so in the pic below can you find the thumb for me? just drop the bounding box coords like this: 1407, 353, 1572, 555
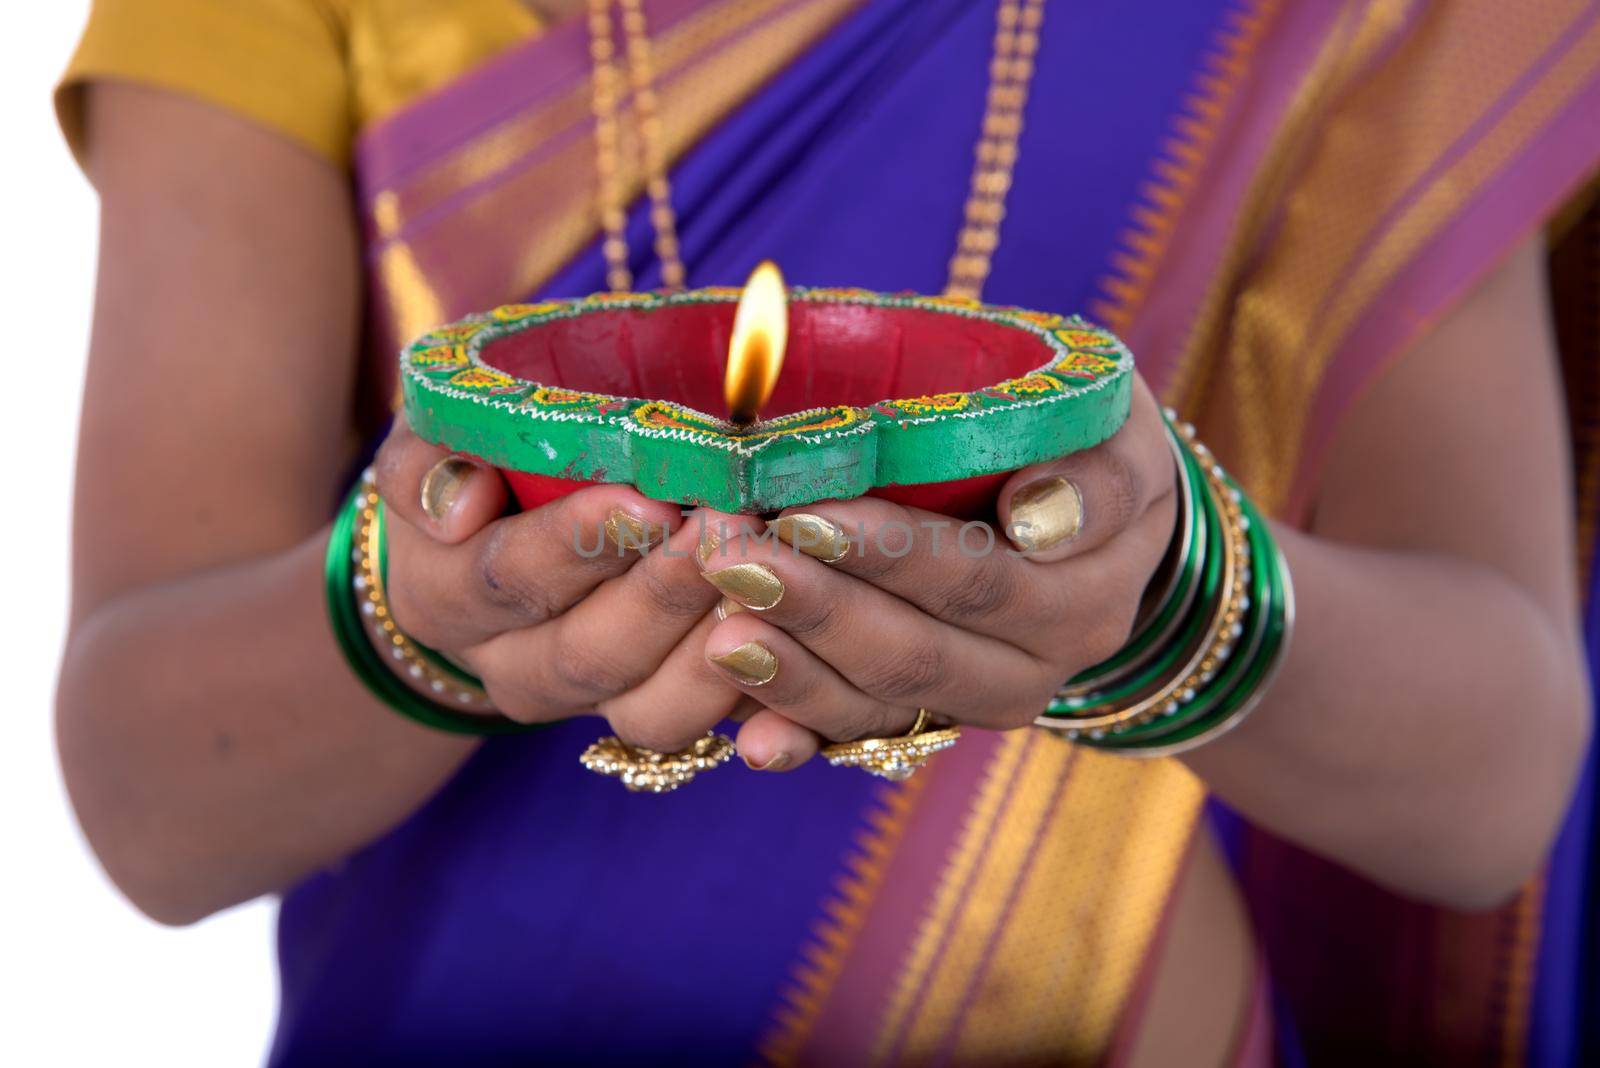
997, 462, 1088, 562
373, 418, 510, 544
998, 377, 1173, 564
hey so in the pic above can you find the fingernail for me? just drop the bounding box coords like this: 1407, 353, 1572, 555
701, 562, 784, 610
1008, 477, 1084, 552
743, 751, 792, 771
697, 524, 722, 564
420, 457, 476, 522
715, 597, 746, 621
605, 509, 663, 553
709, 641, 779, 685
769, 513, 850, 563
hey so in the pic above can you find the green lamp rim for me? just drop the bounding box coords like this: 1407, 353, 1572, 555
400, 286, 1133, 512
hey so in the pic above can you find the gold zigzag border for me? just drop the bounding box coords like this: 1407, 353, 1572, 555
752, 773, 932, 1067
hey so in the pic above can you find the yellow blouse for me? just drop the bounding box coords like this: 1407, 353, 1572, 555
57, 0, 547, 168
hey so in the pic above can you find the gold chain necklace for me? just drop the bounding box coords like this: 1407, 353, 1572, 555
587, 0, 1045, 301
587, 0, 687, 291
946, 0, 1045, 300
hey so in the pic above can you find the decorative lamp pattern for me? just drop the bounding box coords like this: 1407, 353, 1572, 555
401, 287, 1134, 515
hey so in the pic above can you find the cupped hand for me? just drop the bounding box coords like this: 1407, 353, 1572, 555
372, 420, 760, 751
702, 376, 1178, 770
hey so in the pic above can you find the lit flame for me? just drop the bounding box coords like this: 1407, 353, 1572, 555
724, 260, 788, 424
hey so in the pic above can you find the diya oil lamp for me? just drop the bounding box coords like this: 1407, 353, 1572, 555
400, 265, 1135, 520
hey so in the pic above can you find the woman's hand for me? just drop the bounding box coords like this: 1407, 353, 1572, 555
374, 421, 758, 752
701, 377, 1178, 769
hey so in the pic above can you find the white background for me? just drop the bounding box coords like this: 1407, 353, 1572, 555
0, 5, 278, 1065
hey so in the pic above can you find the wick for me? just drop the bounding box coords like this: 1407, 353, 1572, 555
729, 410, 758, 430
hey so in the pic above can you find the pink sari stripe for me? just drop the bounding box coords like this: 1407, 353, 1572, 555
1289, 54, 1600, 520
781, 729, 1005, 1065
1292, 0, 1600, 360
355, 0, 711, 191
1107, 0, 1349, 399
359, 0, 828, 251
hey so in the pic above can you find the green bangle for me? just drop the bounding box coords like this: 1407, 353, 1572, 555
1063, 447, 1246, 736
325, 477, 541, 736
1086, 484, 1278, 746
1097, 536, 1292, 755
371, 501, 491, 690
1037, 417, 1293, 752
1047, 442, 1220, 713
1088, 480, 1294, 755
1054, 428, 1209, 699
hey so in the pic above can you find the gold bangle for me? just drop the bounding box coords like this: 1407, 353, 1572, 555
352, 470, 495, 711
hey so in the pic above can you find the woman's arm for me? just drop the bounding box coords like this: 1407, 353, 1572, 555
698, 236, 1589, 911
60, 84, 764, 926
1185, 235, 1591, 909
55, 83, 477, 926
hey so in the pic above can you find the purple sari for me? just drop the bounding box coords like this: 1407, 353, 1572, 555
271, 0, 1600, 1063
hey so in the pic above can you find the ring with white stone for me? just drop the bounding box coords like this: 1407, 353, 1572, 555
821, 711, 961, 781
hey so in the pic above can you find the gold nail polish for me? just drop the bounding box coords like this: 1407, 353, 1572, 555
701, 562, 784, 610
420, 457, 475, 522
1008, 477, 1084, 552
710, 641, 779, 685
697, 525, 722, 564
605, 510, 661, 553
714, 597, 746, 621
769, 513, 851, 563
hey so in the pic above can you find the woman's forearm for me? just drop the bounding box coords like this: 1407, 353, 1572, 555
56, 530, 477, 925
1184, 523, 1591, 909
55, 500, 1589, 922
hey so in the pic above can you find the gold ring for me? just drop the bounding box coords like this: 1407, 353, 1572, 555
821, 709, 960, 781
579, 732, 734, 793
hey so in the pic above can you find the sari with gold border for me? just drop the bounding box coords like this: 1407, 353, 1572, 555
270, 0, 1600, 1063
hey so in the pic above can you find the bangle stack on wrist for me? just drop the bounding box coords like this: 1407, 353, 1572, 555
1035, 414, 1294, 757
326, 469, 539, 736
